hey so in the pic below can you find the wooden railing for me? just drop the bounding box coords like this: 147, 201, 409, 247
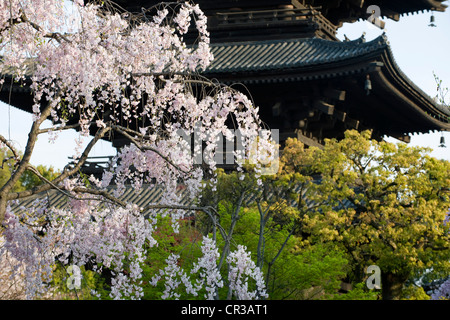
215, 7, 337, 36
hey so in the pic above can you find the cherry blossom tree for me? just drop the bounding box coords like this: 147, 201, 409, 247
0, 0, 273, 299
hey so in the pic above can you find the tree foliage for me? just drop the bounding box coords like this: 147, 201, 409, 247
0, 0, 448, 301
296, 130, 450, 299
0, 146, 23, 192
0, 0, 275, 300
0, 146, 58, 192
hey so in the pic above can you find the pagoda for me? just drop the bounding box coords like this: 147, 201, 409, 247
112, 0, 450, 147
1, 0, 449, 149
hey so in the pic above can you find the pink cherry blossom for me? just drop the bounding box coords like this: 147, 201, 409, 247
0, 0, 271, 300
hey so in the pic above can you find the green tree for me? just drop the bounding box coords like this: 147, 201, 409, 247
1, 145, 59, 192
0, 146, 24, 192
200, 199, 350, 299
142, 215, 204, 300
19, 164, 59, 190
301, 130, 450, 300
198, 159, 351, 299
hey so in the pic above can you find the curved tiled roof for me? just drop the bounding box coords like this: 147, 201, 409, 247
9, 182, 344, 216
204, 34, 450, 123
207, 35, 389, 74
9, 184, 195, 217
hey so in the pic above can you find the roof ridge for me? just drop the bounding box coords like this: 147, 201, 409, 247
209, 33, 390, 49
207, 34, 391, 74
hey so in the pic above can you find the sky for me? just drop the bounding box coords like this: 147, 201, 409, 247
0, 4, 449, 170
337, 6, 450, 162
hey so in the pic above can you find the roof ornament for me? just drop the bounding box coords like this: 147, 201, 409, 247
439, 132, 446, 148
429, 12, 437, 27
365, 74, 372, 95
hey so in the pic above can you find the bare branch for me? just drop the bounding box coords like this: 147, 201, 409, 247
58, 126, 111, 180
265, 225, 296, 286
24, 164, 62, 191
132, 72, 226, 88
218, 191, 245, 275
19, 11, 71, 44
22, 164, 126, 208
6, 125, 111, 201
141, 203, 216, 215
1, 8, 72, 43
0, 135, 20, 161
0, 18, 20, 34
37, 123, 82, 135
141, 203, 227, 240
0, 92, 57, 198
71, 186, 127, 207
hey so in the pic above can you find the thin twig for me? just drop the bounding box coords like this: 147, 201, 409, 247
37, 123, 82, 134
24, 165, 124, 207
71, 186, 126, 207
0, 135, 20, 161
6, 126, 111, 201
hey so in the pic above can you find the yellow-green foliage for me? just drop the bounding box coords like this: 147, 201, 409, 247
293, 130, 450, 297
400, 285, 431, 300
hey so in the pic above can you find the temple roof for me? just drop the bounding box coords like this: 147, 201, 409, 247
301, 0, 448, 25
8, 184, 194, 217
111, 1, 448, 14
203, 34, 450, 136
1, 2, 449, 145
9, 181, 353, 216
110, 0, 448, 25
207, 35, 387, 75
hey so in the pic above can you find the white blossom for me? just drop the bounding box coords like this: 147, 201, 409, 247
0, 0, 271, 300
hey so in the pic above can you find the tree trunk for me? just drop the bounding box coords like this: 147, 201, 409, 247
0, 194, 7, 225
381, 272, 407, 300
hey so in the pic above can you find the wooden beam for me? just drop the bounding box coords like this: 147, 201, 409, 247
383, 9, 400, 21
348, 0, 365, 8
346, 117, 360, 129
308, 115, 336, 131
291, 0, 307, 9
334, 110, 347, 122
323, 88, 346, 101
314, 100, 335, 115
390, 133, 411, 144
296, 131, 324, 149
